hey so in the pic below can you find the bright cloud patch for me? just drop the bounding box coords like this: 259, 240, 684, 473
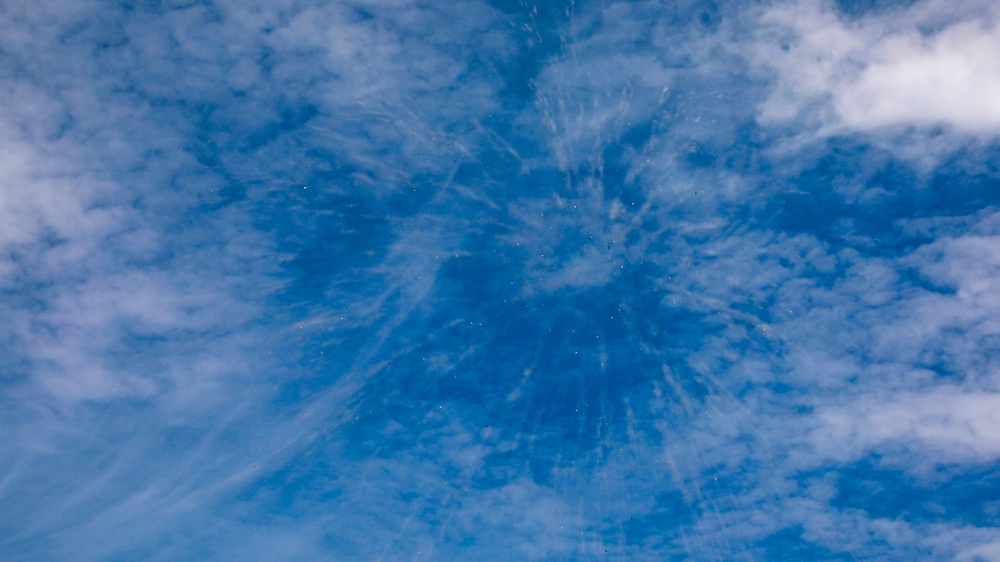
837, 20, 1000, 134
758, 0, 1000, 138
813, 389, 1000, 463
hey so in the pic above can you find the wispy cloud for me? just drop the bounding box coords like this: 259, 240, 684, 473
2, 0, 1000, 560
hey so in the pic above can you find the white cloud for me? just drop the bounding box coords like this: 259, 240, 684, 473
916, 233, 1000, 309
810, 389, 1000, 464
837, 19, 1000, 135
756, 0, 1000, 140
957, 540, 1000, 562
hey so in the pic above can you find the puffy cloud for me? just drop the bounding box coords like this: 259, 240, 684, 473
811, 389, 1000, 464
836, 20, 1000, 134
756, 0, 1000, 142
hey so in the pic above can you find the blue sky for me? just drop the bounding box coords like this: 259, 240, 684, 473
2, 0, 1000, 559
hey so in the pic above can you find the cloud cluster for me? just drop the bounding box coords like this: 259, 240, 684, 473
3, 0, 1000, 560
755, 0, 1000, 156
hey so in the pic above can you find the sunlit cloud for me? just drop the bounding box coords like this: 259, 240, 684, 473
755, 0, 1000, 156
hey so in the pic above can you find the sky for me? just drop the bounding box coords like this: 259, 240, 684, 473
2, 0, 1000, 560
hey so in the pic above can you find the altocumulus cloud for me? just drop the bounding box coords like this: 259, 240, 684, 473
2, 0, 1000, 560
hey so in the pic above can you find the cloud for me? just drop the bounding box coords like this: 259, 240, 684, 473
755, 0, 1000, 148
811, 389, 1000, 464
836, 19, 1000, 135
3, 0, 1000, 560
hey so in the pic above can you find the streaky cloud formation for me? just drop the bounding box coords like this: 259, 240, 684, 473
2, 0, 1000, 560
